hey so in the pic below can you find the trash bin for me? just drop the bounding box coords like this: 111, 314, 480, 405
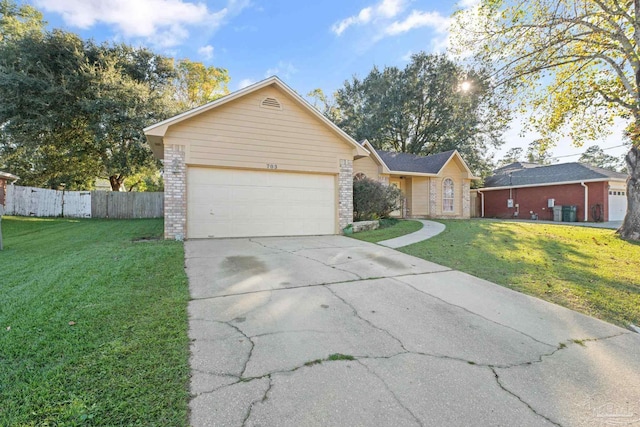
553, 206, 563, 222
562, 205, 577, 222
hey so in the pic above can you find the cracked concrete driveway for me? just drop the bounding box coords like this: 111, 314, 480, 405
185, 236, 640, 427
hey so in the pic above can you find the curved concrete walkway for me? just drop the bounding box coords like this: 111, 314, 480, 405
378, 219, 445, 248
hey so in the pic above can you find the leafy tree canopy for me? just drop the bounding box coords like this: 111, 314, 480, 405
311, 52, 509, 177
451, 0, 640, 239
0, 0, 230, 191
579, 145, 625, 172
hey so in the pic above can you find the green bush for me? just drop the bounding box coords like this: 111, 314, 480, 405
353, 178, 403, 221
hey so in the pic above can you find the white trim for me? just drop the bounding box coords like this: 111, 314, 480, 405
0, 171, 19, 182
144, 76, 369, 159
477, 177, 626, 191
442, 177, 455, 213
436, 150, 479, 180
360, 140, 391, 174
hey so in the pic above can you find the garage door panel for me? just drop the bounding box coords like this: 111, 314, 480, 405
187, 168, 337, 238
608, 188, 627, 221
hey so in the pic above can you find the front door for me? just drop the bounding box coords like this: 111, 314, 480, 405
389, 178, 405, 218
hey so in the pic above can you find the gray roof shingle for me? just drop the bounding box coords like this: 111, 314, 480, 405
484, 162, 627, 187
376, 149, 456, 174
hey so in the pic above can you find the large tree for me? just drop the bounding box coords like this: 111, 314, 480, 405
314, 52, 508, 177
173, 59, 230, 110
452, 0, 640, 239
579, 145, 625, 171
0, 28, 176, 190
0, 1, 231, 191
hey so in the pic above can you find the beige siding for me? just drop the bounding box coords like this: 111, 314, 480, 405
410, 177, 430, 217
404, 178, 412, 217
434, 159, 465, 216
353, 156, 381, 180
165, 86, 353, 174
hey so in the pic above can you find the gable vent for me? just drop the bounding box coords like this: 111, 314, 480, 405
260, 97, 282, 110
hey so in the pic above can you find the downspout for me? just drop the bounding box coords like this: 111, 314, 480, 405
581, 182, 588, 221
477, 189, 485, 217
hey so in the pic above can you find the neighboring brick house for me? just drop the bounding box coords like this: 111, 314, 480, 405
0, 171, 19, 206
353, 140, 477, 219
475, 162, 628, 222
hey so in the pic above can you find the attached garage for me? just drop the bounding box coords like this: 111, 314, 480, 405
186, 168, 336, 238
144, 76, 369, 240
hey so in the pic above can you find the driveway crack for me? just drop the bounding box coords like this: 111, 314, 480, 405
490, 367, 563, 426
357, 359, 424, 427
241, 375, 273, 427
394, 278, 558, 348
324, 285, 409, 352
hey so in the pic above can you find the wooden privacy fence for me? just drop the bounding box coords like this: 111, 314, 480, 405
91, 191, 164, 219
3, 186, 163, 219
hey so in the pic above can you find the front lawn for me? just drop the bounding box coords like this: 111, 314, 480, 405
398, 220, 640, 328
0, 217, 190, 426
349, 219, 423, 243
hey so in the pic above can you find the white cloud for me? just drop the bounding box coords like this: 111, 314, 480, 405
198, 45, 214, 60
401, 50, 413, 61
265, 61, 298, 79
331, 0, 405, 35
237, 78, 255, 90
385, 10, 449, 36
458, 0, 480, 7
35, 0, 249, 48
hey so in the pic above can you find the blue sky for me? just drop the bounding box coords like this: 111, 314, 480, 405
21, 0, 630, 163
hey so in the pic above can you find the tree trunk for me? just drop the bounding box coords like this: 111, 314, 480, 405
109, 175, 124, 192
619, 145, 640, 240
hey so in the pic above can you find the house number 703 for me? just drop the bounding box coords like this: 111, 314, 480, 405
266, 164, 278, 169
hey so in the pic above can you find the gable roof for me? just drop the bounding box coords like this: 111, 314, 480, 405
359, 140, 391, 174
0, 171, 19, 182
144, 76, 369, 159
377, 149, 457, 174
484, 162, 627, 188
360, 144, 477, 178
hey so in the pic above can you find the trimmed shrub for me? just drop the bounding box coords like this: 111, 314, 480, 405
353, 178, 403, 221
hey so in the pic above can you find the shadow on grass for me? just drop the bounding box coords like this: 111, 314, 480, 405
399, 219, 640, 327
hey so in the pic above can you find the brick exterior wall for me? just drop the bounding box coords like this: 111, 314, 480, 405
429, 180, 437, 216
339, 159, 353, 231
482, 181, 609, 221
462, 180, 471, 218
164, 145, 187, 240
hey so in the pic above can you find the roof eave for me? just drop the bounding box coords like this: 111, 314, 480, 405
143, 76, 369, 159
361, 140, 391, 173
436, 150, 476, 178
0, 171, 19, 182
477, 177, 625, 191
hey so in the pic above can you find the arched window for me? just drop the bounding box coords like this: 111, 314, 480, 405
443, 178, 454, 212
354, 172, 367, 181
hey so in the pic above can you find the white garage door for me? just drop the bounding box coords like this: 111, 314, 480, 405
608, 188, 627, 221
187, 168, 337, 238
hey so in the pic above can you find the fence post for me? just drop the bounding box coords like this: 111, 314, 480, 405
0, 204, 4, 250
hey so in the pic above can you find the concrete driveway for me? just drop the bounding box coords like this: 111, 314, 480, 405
185, 236, 640, 426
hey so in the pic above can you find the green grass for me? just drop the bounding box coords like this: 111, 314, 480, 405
398, 219, 640, 328
0, 217, 190, 426
350, 219, 423, 243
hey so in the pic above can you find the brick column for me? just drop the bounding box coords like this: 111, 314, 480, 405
462, 181, 471, 218
338, 159, 353, 232
164, 144, 186, 240
429, 180, 437, 216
